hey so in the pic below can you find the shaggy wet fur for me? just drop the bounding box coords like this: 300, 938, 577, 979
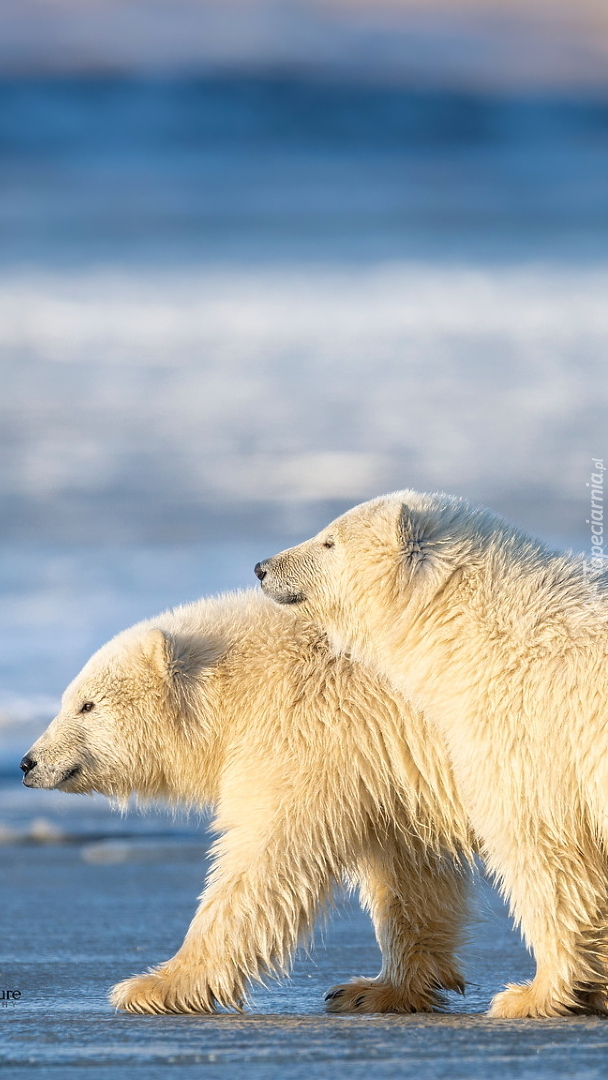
258, 490, 608, 1018
24, 589, 472, 1015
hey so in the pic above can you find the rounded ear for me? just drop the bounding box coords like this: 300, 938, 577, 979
398, 503, 416, 544
140, 627, 172, 675
398, 503, 427, 575
398, 500, 464, 606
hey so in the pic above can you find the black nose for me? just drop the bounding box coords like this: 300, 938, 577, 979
254, 561, 268, 582
20, 754, 36, 776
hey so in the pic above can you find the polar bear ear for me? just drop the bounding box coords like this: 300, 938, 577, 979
140, 628, 172, 675
398, 500, 464, 606
398, 503, 429, 576
140, 627, 224, 682
398, 503, 417, 545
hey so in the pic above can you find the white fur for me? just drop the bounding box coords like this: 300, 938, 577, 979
259, 491, 608, 1017
25, 588, 472, 1015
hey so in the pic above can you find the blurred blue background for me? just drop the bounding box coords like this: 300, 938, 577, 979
1, 0, 608, 758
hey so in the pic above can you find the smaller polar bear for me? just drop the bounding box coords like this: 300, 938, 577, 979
22, 589, 471, 1015
256, 492, 608, 1019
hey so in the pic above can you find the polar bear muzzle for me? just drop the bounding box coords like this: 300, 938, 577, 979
254, 559, 306, 605
20, 751, 83, 790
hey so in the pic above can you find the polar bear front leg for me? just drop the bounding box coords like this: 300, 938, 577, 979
110, 824, 332, 1014
325, 839, 469, 1014
109, 883, 253, 1015
487, 844, 608, 1018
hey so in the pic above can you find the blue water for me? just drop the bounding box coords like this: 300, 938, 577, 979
0, 75, 606, 554
1, 75, 608, 266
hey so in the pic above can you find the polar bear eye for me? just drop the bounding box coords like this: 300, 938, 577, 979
322, 539, 335, 549
80, 702, 95, 714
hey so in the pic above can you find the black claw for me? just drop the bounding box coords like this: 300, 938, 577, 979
354, 995, 366, 1007
324, 988, 345, 1001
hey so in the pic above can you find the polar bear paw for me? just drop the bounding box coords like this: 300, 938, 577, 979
324, 977, 454, 1014
488, 981, 608, 1019
109, 965, 238, 1015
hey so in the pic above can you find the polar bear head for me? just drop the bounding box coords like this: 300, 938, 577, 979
255, 490, 510, 658
20, 625, 218, 801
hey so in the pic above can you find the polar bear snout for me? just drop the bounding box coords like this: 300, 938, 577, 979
20, 746, 84, 790
20, 751, 51, 788
254, 555, 307, 605
20, 754, 36, 780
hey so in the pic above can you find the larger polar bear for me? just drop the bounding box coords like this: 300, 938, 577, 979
21, 589, 471, 1015
256, 491, 608, 1019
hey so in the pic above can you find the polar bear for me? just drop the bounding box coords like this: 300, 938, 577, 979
256, 491, 608, 1019
21, 588, 471, 1015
